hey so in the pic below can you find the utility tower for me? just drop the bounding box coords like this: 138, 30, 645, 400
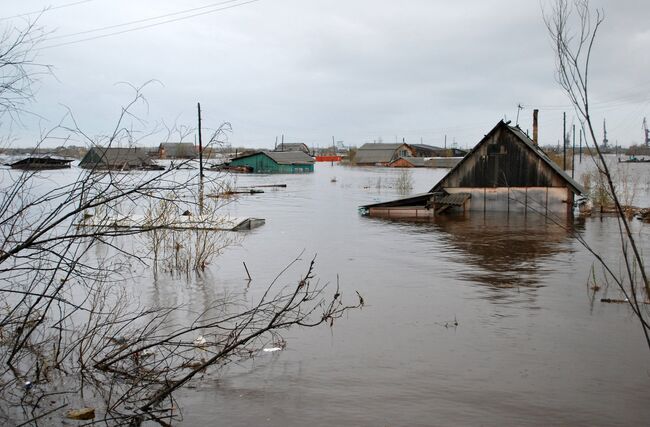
644, 117, 650, 147
602, 118, 609, 149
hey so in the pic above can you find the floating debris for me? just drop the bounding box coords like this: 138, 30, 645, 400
193, 335, 207, 347
66, 407, 95, 420
262, 339, 287, 352
78, 214, 265, 232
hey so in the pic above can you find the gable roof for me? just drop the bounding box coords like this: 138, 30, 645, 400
390, 156, 427, 167
231, 150, 314, 165
356, 143, 409, 164
273, 142, 310, 153
431, 121, 584, 195
80, 147, 153, 168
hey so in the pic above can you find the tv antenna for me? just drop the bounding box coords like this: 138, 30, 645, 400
516, 103, 524, 126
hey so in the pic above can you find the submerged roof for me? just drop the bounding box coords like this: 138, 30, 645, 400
231, 150, 315, 165
431, 121, 585, 195
391, 156, 427, 167
80, 147, 153, 167
356, 143, 408, 164
10, 156, 73, 166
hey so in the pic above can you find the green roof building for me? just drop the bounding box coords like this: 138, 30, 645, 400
228, 151, 314, 173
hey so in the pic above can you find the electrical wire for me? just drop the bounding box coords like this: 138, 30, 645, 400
47, 0, 244, 41
39, 0, 262, 50
0, 0, 98, 22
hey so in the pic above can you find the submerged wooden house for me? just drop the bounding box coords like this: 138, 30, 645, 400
79, 147, 160, 170
361, 121, 585, 219
354, 143, 413, 166
9, 156, 73, 170
227, 150, 315, 173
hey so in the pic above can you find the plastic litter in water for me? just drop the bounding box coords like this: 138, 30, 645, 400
262, 347, 283, 352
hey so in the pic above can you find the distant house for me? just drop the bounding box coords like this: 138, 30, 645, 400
354, 143, 414, 166
410, 144, 467, 158
79, 147, 159, 170
227, 151, 315, 173
273, 142, 310, 154
362, 121, 585, 218
158, 142, 198, 159
388, 157, 427, 168
9, 156, 73, 170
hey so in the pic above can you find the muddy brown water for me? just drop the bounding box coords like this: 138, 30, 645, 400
156, 162, 650, 426
2, 158, 649, 426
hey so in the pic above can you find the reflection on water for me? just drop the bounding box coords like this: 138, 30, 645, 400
435, 214, 573, 304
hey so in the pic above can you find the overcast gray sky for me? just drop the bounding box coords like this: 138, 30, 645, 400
2, 0, 649, 149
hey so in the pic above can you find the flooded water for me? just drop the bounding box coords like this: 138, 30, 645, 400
155, 162, 650, 426
2, 158, 649, 426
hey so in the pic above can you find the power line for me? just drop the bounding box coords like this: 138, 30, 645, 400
39, 0, 262, 50
47, 0, 243, 41
0, 0, 98, 22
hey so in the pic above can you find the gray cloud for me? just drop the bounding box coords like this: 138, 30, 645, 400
3, 0, 649, 148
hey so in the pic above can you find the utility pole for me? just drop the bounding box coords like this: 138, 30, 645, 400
563, 112, 566, 170
579, 128, 582, 163
572, 124, 575, 179
197, 102, 203, 178
197, 102, 204, 215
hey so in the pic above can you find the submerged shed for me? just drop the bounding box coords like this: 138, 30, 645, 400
79, 147, 160, 170
227, 150, 315, 173
361, 121, 584, 218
